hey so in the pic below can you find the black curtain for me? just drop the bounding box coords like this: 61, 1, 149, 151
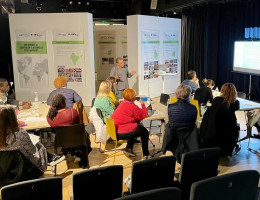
181, 0, 260, 101
181, 6, 207, 82
0, 17, 13, 82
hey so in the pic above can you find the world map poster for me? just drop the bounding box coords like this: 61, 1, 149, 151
15, 31, 49, 88
52, 30, 85, 87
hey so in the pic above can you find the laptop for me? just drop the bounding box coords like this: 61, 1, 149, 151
160, 93, 170, 106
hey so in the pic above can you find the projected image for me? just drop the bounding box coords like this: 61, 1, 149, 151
233, 41, 260, 74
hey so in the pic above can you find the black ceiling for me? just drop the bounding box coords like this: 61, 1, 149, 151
0, 0, 245, 21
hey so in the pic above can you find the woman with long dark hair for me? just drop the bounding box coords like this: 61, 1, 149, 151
200, 83, 240, 156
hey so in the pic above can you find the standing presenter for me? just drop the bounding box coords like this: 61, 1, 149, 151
110, 57, 136, 99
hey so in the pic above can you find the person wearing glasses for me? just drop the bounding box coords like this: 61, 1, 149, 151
110, 57, 136, 99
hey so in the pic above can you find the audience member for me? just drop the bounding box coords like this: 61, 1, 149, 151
106, 76, 119, 107
94, 81, 115, 123
200, 83, 240, 156
181, 70, 200, 95
0, 106, 64, 173
194, 78, 215, 116
162, 85, 200, 163
110, 57, 136, 99
0, 78, 31, 109
111, 88, 150, 158
47, 76, 82, 108
194, 78, 215, 104
247, 109, 260, 138
168, 85, 197, 124
46, 93, 91, 168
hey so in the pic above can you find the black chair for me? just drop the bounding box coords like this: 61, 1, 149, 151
0, 150, 43, 187
190, 170, 259, 200
1, 177, 62, 200
54, 123, 89, 175
73, 165, 123, 200
115, 187, 181, 200
130, 156, 176, 194
176, 147, 221, 200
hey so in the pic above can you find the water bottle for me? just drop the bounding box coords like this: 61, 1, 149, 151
34, 92, 39, 102
34, 92, 39, 117
147, 97, 151, 105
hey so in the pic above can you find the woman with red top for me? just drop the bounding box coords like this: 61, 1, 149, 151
111, 88, 150, 158
47, 93, 80, 127
47, 93, 91, 168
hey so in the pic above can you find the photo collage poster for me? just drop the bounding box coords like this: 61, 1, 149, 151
15, 30, 49, 88
52, 30, 85, 86
141, 30, 160, 80
163, 31, 179, 74
98, 35, 116, 67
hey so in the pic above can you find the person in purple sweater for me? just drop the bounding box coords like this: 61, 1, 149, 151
47, 76, 82, 108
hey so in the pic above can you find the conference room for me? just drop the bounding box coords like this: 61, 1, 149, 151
1, 0, 260, 199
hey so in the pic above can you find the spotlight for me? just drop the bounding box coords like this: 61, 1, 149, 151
77, 0, 81, 5
69, 0, 73, 5
173, 10, 177, 15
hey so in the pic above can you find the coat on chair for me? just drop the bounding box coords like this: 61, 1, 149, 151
200, 106, 239, 156
161, 123, 201, 163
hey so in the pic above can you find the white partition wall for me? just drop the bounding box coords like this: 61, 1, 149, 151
9, 13, 95, 106
94, 25, 127, 82
127, 15, 181, 97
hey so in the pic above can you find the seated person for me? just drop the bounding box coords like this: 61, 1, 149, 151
46, 93, 91, 168
194, 78, 215, 105
111, 88, 150, 158
94, 81, 115, 123
247, 109, 260, 138
163, 85, 199, 162
200, 83, 240, 156
47, 76, 82, 108
181, 70, 200, 95
106, 76, 119, 107
0, 106, 64, 173
0, 78, 31, 109
168, 85, 197, 124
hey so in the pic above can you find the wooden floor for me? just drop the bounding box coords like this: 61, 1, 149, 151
39, 110, 260, 200
1, 110, 260, 200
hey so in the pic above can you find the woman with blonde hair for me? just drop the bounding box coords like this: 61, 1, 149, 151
200, 83, 240, 156
106, 76, 119, 107
47, 76, 82, 108
94, 81, 115, 123
111, 88, 150, 158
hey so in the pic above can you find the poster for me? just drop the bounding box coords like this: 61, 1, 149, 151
52, 31, 85, 85
120, 35, 128, 67
141, 30, 160, 80
163, 31, 179, 74
98, 35, 116, 67
15, 31, 49, 88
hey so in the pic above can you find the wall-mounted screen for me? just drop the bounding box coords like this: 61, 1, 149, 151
233, 41, 260, 75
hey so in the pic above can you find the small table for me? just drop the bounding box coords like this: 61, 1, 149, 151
17, 102, 50, 131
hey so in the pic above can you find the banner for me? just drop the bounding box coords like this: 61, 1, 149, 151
15, 30, 48, 88
52, 30, 85, 86
141, 30, 160, 80
98, 35, 116, 67
163, 31, 179, 74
